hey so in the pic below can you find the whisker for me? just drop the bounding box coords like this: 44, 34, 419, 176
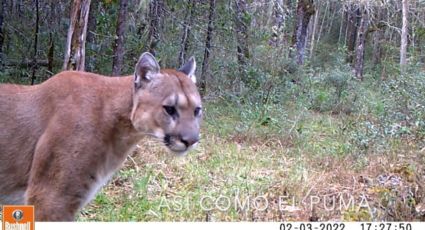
137, 132, 162, 138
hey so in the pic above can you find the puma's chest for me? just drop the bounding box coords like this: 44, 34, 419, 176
80, 144, 136, 209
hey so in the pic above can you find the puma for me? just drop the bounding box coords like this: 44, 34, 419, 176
0, 52, 202, 221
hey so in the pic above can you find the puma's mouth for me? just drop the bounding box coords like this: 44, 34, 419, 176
164, 134, 191, 155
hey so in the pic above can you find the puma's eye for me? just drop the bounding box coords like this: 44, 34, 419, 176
163, 106, 177, 117
194, 107, 202, 117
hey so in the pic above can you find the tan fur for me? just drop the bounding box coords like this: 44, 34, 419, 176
0, 56, 201, 221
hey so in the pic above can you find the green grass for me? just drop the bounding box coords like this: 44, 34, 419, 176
78, 94, 425, 221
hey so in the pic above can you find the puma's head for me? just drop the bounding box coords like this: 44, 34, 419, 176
130, 52, 202, 155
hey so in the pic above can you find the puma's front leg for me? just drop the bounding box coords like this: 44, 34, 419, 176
25, 188, 78, 221
25, 126, 107, 221
25, 167, 88, 221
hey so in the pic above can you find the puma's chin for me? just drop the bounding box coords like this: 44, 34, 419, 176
166, 144, 189, 156
165, 142, 198, 156
170, 149, 189, 156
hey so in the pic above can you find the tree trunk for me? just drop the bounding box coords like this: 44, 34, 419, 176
400, 0, 408, 70
326, 2, 336, 35
417, 11, 424, 64
316, 0, 328, 44
292, 0, 315, 65
48, 33, 54, 73
346, 4, 360, 64
372, 8, 385, 67
86, 0, 98, 72
354, 9, 368, 80
416, 6, 424, 63
178, 0, 196, 66
309, 1, 319, 59
269, 0, 285, 47
0, 0, 5, 68
31, 0, 40, 85
338, 5, 345, 45
147, 0, 162, 56
234, 0, 250, 78
63, 0, 91, 71
47, 0, 56, 74
200, 0, 216, 96
112, 0, 128, 76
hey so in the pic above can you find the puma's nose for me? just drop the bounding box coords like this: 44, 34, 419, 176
180, 134, 199, 147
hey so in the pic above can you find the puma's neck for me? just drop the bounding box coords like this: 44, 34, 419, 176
100, 75, 144, 154
106, 75, 134, 120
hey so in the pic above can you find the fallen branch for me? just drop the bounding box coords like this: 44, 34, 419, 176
5, 59, 50, 68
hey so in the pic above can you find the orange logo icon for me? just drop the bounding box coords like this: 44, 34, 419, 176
2, 205, 34, 230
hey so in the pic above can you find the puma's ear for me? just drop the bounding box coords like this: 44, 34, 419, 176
178, 56, 196, 83
134, 52, 160, 89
